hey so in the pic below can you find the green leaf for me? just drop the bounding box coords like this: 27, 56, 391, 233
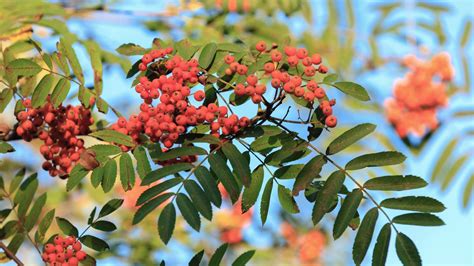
24, 193, 47, 231
101, 159, 117, 193
52, 51, 70, 76
88, 145, 122, 158
175, 39, 200, 60
333, 189, 363, 239
393, 213, 445, 226
38, 209, 55, 235
184, 180, 212, 220
199, 43, 217, 69
14, 173, 38, 218
462, 173, 474, 208
345, 151, 406, 170
395, 233, 422, 266
278, 185, 300, 214
90, 130, 135, 147
136, 177, 182, 206
0, 141, 14, 153
242, 165, 264, 213
83, 40, 103, 95
364, 175, 427, 191
274, 164, 304, 179
293, 155, 326, 195
265, 141, 309, 167
91, 220, 117, 232
189, 250, 205, 266
141, 163, 192, 186
209, 153, 240, 204
260, 179, 273, 225
232, 250, 256, 266
222, 142, 251, 187
133, 146, 151, 179
116, 43, 145, 56
56, 217, 78, 237
194, 166, 222, 207
431, 138, 458, 182
381, 196, 446, 213
6, 233, 24, 254
0, 89, 13, 113
323, 73, 338, 83
88, 207, 96, 225
91, 166, 104, 188
31, 74, 54, 108
353, 208, 379, 265
333, 81, 370, 101
372, 224, 391, 266
312, 170, 346, 225
6, 59, 42, 77
250, 132, 293, 153
119, 153, 135, 191
133, 193, 173, 225
59, 37, 84, 83
50, 78, 71, 107
461, 20, 472, 47
326, 123, 376, 155
0, 209, 11, 224
441, 154, 469, 190
66, 165, 89, 191
99, 198, 124, 218
176, 193, 201, 231
154, 146, 207, 161
209, 243, 228, 266
158, 203, 176, 244
80, 235, 110, 252
9, 168, 25, 194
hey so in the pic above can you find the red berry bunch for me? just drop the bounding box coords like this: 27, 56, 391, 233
222, 42, 337, 127
15, 97, 93, 178
41, 236, 87, 266
385, 52, 454, 137
111, 47, 250, 149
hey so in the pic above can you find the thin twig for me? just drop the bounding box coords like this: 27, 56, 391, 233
0, 241, 24, 266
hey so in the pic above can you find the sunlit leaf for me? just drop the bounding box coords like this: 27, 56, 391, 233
381, 196, 446, 213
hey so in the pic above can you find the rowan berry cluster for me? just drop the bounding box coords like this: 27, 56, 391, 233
385, 52, 454, 137
111, 47, 251, 150
224, 41, 337, 127
41, 235, 87, 265
15, 98, 93, 178
216, 184, 252, 244
112, 41, 339, 150
280, 223, 326, 263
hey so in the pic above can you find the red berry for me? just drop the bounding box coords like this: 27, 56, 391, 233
255, 41, 267, 52
311, 54, 322, 65
271, 51, 282, 62
68, 257, 79, 266
296, 48, 308, 59
75, 250, 87, 261
325, 115, 337, 127
224, 55, 234, 64
193, 90, 205, 101
44, 243, 55, 254
72, 241, 82, 251
284, 46, 297, 56
264, 62, 274, 73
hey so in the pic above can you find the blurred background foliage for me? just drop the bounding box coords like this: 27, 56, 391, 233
0, 0, 472, 265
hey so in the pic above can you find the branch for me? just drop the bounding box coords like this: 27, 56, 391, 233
0, 241, 24, 266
